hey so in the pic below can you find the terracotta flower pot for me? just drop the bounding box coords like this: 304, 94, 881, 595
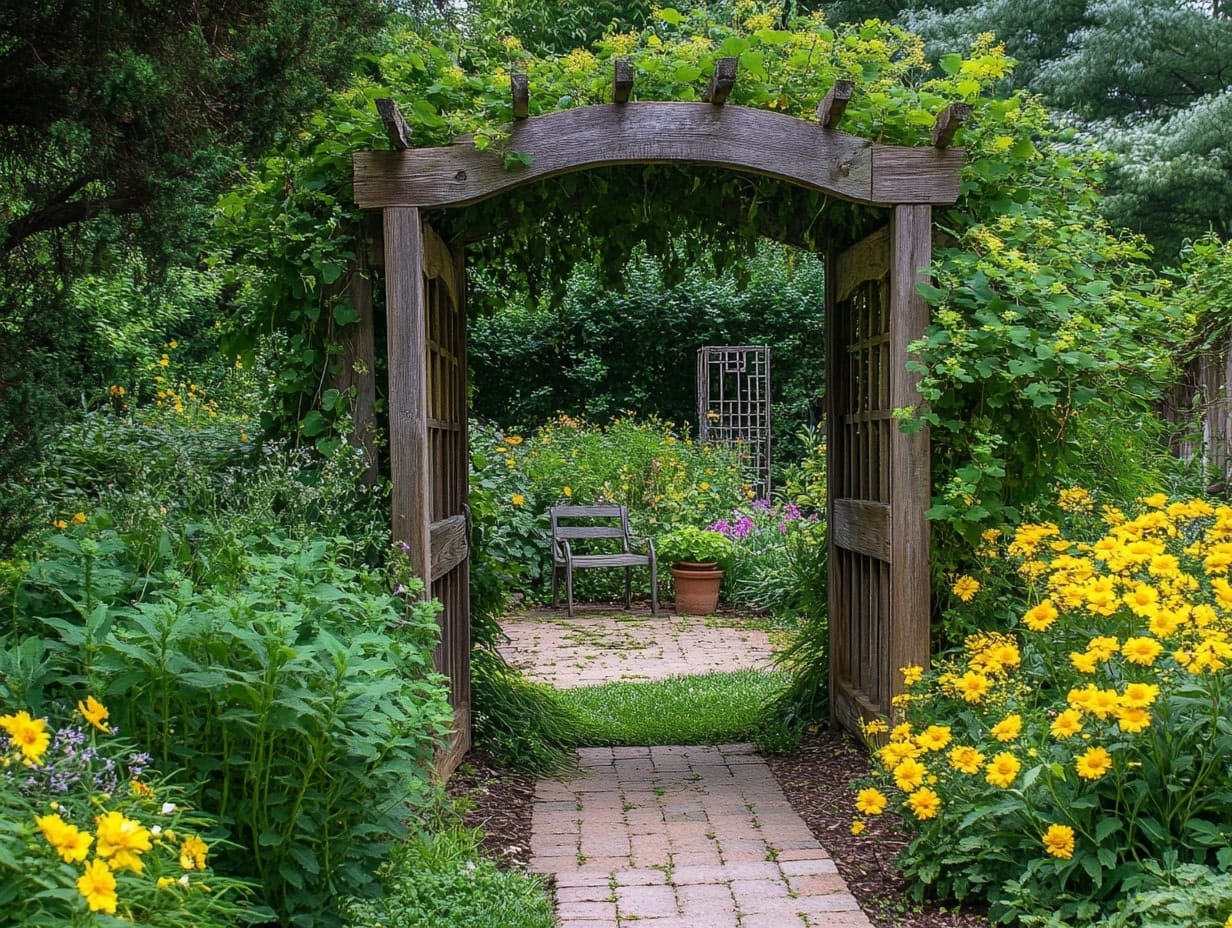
670, 562, 723, 615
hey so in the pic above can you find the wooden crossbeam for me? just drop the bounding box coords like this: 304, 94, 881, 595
707, 57, 738, 106
614, 58, 634, 104
931, 102, 972, 148
511, 73, 530, 119
816, 78, 854, 129
375, 98, 412, 150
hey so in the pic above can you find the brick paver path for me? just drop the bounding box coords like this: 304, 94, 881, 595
499, 607, 776, 689
522, 608, 872, 927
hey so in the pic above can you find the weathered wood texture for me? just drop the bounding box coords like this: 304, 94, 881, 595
385, 211, 471, 778
931, 102, 972, 149
511, 73, 530, 119
353, 103, 963, 210
888, 204, 932, 687
827, 215, 931, 740
816, 78, 854, 128
1163, 332, 1232, 486
384, 207, 431, 586
375, 98, 411, 150
706, 57, 737, 105
613, 58, 634, 103
550, 504, 657, 617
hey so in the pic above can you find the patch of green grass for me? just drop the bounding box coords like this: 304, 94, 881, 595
345, 824, 554, 928
559, 670, 790, 745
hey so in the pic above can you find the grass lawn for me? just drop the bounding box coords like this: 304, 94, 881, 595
557, 669, 790, 745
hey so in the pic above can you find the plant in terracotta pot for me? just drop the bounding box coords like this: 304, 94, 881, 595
657, 526, 734, 614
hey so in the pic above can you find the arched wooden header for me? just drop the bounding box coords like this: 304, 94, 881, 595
355, 85, 967, 767
353, 101, 965, 211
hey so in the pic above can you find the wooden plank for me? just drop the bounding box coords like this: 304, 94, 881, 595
931, 102, 972, 149
707, 57, 738, 105
511, 73, 530, 119
375, 98, 411, 150
429, 514, 469, 582
870, 144, 964, 204
835, 226, 890, 302
435, 703, 471, 780
613, 58, 634, 104
354, 103, 881, 208
825, 243, 845, 728
888, 204, 933, 691
816, 78, 854, 129
384, 207, 432, 588
422, 223, 459, 306
832, 498, 891, 561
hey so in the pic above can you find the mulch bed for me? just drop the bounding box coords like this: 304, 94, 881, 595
450, 729, 989, 928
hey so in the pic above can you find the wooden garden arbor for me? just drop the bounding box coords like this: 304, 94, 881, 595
353, 68, 966, 773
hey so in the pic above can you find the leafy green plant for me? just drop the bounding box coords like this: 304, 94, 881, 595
0, 698, 266, 927
345, 816, 555, 928
656, 525, 735, 567
851, 491, 1232, 924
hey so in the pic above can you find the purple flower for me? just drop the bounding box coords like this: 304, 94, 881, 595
784, 503, 802, 522
752, 498, 773, 511
731, 516, 755, 539
707, 519, 731, 535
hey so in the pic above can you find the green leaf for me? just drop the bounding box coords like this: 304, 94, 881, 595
674, 64, 703, 83
939, 54, 963, 76
300, 410, 327, 437
654, 7, 683, 24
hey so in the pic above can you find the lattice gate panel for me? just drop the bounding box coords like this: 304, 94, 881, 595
831, 269, 893, 728
697, 346, 772, 499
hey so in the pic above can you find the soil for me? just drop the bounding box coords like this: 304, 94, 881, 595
449, 728, 990, 928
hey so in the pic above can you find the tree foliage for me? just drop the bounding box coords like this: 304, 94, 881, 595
817, 0, 1232, 257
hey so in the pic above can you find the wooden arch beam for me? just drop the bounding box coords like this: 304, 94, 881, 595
353, 102, 964, 210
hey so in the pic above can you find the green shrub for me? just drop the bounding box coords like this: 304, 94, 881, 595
8, 527, 452, 928
656, 525, 734, 567
852, 492, 1232, 924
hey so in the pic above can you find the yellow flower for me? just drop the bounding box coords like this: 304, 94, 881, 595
1041, 823, 1075, 859
956, 671, 992, 703
52, 518, 68, 529
36, 813, 93, 863
990, 714, 1022, 742
900, 664, 924, 686
71, 512, 87, 524
77, 858, 118, 913
948, 745, 985, 775
893, 757, 928, 793
1086, 688, 1120, 720
906, 787, 941, 820
511, 493, 525, 507
131, 779, 155, 798
1075, 746, 1113, 780
862, 719, 889, 736
951, 575, 980, 602
506, 435, 524, 445
916, 725, 952, 752
95, 811, 152, 873
1022, 600, 1059, 632
0, 710, 50, 764
1050, 708, 1083, 740
879, 739, 922, 767
855, 787, 888, 815
1120, 682, 1159, 708
984, 752, 1020, 788
1087, 636, 1120, 661
1121, 636, 1163, 667
1140, 492, 1168, 509
563, 486, 572, 498
850, 819, 866, 835
77, 696, 111, 734
1117, 706, 1152, 733
1070, 650, 1099, 674
180, 834, 209, 870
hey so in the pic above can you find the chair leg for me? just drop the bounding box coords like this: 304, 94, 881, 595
625, 567, 632, 610
566, 567, 575, 618
650, 562, 658, 614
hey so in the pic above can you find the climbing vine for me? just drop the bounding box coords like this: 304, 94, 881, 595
215, 1, 1185, 608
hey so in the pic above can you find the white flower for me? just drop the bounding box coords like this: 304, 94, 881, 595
161, 802, 177, 815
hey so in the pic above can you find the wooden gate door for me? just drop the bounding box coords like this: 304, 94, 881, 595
384, 208, 471, 776
827, 210, 932, 734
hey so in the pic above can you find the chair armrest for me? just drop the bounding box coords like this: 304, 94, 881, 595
629, 535, 656, 558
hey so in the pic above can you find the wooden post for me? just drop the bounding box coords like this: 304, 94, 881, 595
931, 103, 972, 149
888, 204, 932, 695
613, 58, 634, 104
384, 206, 432, 588
375, 98, 411, 150
816, 78, 854, 129
707, 57, 738, 105
511, 73, 530, 119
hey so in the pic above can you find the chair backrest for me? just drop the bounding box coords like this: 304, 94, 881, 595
550, 504, 630, 542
